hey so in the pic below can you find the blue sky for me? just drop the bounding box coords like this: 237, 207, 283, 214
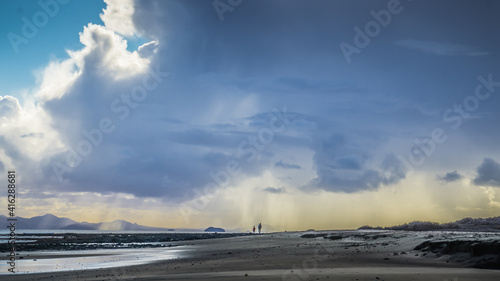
0, 0, 106, 97
1, 0, 500, 230
0, 0, 147, 98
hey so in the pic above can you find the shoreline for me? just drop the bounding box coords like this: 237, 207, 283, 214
2, 230, 499, 280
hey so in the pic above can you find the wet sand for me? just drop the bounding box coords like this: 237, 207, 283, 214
4, 231, 500, 280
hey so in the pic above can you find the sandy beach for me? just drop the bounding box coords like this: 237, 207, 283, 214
3, 230, 499, 280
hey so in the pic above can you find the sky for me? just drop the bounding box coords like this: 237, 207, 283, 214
1, 0, 500, 231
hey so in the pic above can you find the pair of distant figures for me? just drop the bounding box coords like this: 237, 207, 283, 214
252, 223, 262, 234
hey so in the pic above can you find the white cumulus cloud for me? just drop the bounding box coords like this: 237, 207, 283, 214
100, 0, 137, 36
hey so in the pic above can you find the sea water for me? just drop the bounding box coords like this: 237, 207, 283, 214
0, 247, 185, 274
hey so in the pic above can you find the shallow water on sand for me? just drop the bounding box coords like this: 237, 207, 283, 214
0, 247, 184, 274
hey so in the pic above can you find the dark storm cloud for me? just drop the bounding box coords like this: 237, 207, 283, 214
43, 122, 279, 199
305, 133, 406, 193
473, 158, 500, 187
275, 161, 301, 170
20, 133, 45, 138
167, 129, 240, 148
436, 170, 463, 183
27, 0, 500, 201
263, 187, 286, 194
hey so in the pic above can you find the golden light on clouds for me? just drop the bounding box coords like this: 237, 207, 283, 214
10, 170, 498, 231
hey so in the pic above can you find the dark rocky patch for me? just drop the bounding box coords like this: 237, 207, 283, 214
0, 232, 251, 251
415, 240, 500, 256
414, 240, 500, 269
301, 233, 328, 238
326, 235, 343, 240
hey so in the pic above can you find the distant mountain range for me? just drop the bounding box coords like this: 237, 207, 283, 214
0, 214, 178, 231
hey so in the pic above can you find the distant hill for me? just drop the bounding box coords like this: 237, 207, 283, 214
204, 227, 225, 232
0, 214, 77, 229
359, 216, 500, 232
63, 219, 176, 231
0, 214, 174, 231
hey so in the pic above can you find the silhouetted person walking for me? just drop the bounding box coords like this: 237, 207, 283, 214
253, 226, 256, 233
258, 223, 262, 234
